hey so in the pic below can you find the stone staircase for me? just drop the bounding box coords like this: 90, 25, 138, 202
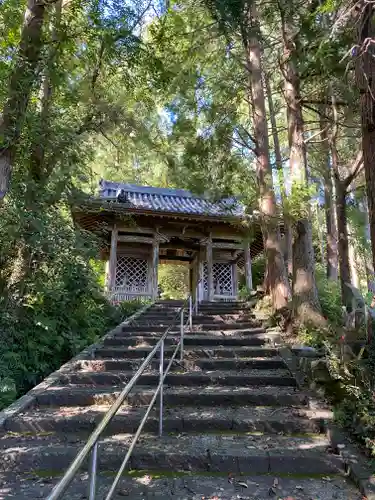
0, 300, 361, 499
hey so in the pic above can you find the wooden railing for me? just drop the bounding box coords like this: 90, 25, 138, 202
107, 286, 153, 304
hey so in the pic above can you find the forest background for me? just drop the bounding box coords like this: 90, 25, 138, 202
1, 0, 375, 454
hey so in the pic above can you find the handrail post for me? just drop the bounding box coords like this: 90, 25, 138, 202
159, 339, 164, 437
180, 309, 184, 361
88, 441, 98, 500
189, 295, 193, 331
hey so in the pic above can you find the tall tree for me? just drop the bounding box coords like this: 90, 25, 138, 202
0, 0, 61, 200
356, 3, 375, 277
204, 0, 290, 310
277, 0, 322, 322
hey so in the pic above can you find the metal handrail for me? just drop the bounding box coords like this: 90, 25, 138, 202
46, 296, 194, 500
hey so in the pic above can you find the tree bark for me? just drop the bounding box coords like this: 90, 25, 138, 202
29, 0, 63, 183
279, 5, 321, 321
330, 90, 363, 307
319, 113, 338, 280
265, 72, 293, 275
356, 4, 375, 276
243, 4, 290, 310
0, 0, 58, 199
335, 179, 351, 306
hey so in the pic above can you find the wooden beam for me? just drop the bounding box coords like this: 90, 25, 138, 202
117, 224, 245, 241
159, 255, 193, 262
212, 242, 243, 249
116, 226, 155, 234
117, 235, 154, 244
108, 226, 118, 291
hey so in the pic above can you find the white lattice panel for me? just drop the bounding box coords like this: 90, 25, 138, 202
203, 262, 233, 296
115, 256, 148, 292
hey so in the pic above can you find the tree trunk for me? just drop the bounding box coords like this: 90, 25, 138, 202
356, 4, 375, 276
244, 5, 290, 310
0, 0, 59, 199
320, 113, 338, 280
292, 220, 323, 324
279, 9, 321, 321
30, 0, 63, 183
265, 72, 293, 275
335, 180, 351, 306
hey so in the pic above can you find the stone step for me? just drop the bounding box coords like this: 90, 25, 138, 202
116, 328, 271, 338
132, 319, 261, 328
199, 300, 252, 306
113, 328, 270, 339
5, 405, 332, 436
5, 471, 359, 500
58, 369, 296, 387
122, 323, 262, 332
196, 305, 254, 313
0, 432, 342, 475
94, 345, 279, 359
35, 385, 308, 408
140, 312, 256, 320
103, 334, 270, 347
76, 356, 286, 372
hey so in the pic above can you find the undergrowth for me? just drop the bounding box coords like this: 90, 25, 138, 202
253, 262, 375, 456
0, 197, 145, 411
0, 295, 143, 410
298, 266, 375, 457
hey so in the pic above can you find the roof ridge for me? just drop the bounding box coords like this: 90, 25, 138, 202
97, 179, 245, 218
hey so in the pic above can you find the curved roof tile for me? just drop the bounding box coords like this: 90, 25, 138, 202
98, 180, 245, 218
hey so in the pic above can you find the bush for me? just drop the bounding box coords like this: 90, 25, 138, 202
0, 198, 143, 411
115, 299, 149, 321
324, 335, 375, 457
314, 264, 343, 326
158, 264, 189, 299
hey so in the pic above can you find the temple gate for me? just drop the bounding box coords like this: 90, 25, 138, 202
73, 180, 263, 302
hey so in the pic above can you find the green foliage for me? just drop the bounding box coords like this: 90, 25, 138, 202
285, 182, 318, 220
0, 193, 132, 409
324, 335, 375, 457
158, 264, 189, 299
314, 264, 343, 327
0, 0, 157, 410
116, 300, 150, 320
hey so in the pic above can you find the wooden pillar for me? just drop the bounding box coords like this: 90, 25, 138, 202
244, 243, 253, 291
196, 254, 202, 302
189, 265, 193, 296
104, 260, 110, 291
233, 262, 238, 297
151, 239, 159, 299
108, 226, 118, 291
206, 235, 214, 301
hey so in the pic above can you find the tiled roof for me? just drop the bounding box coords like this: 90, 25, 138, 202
98, 180, 245, 218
